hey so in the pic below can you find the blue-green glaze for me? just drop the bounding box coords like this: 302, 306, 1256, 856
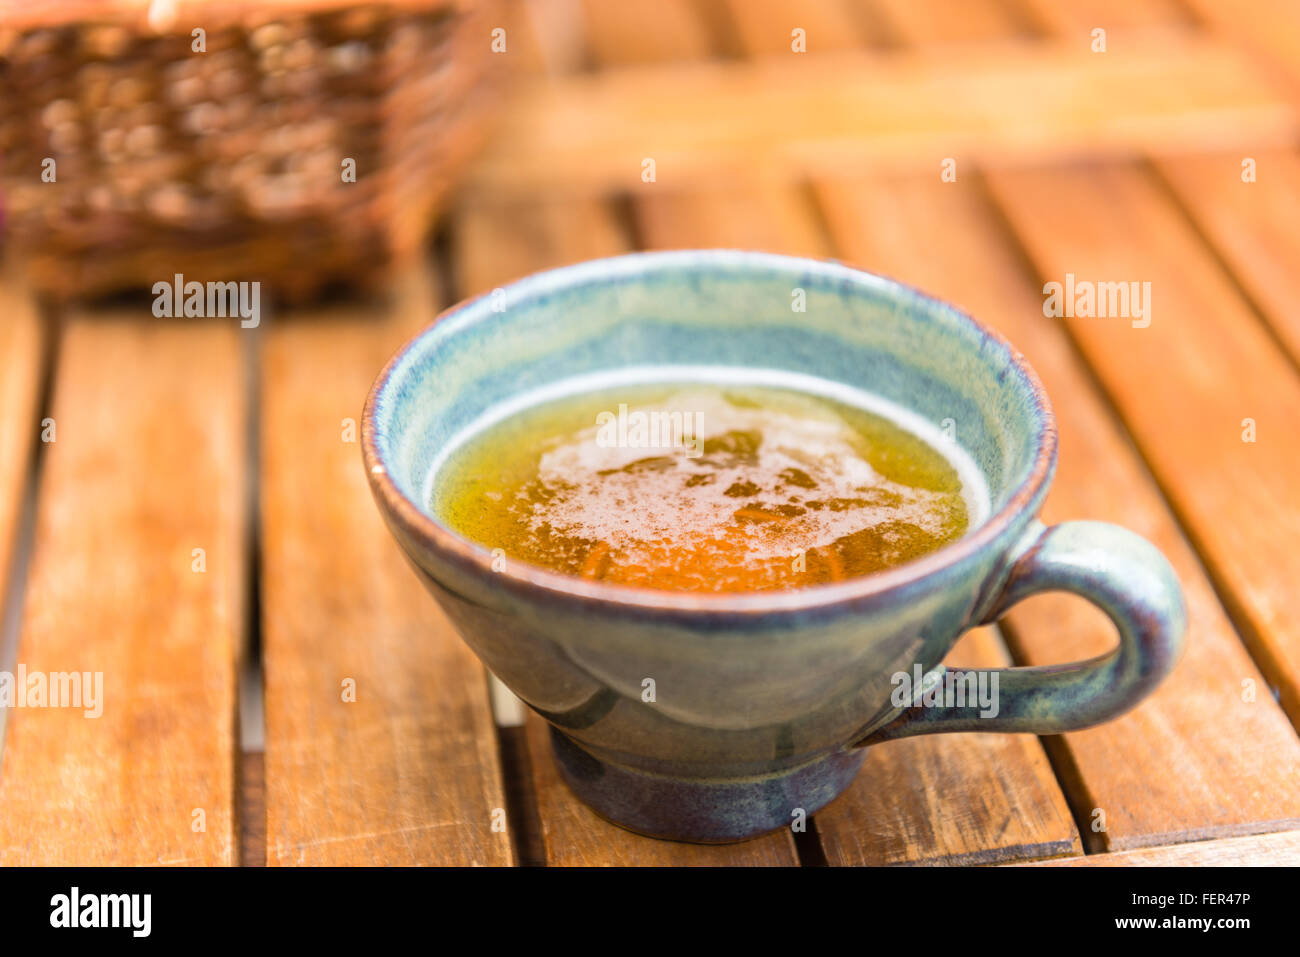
362, 251, 1187, 844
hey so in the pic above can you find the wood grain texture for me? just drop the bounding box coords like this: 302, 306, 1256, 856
0, 317, 245, 865
1022, 829, 1300, 866
0, 277, 44, 635
814, 172, 1300, 850
468, 32, 1297, 193
985, 163, 1300, 735
633, 183, 1080, 865
453, 194, 800, 864
1156, 149, 1300, 369
260, 269, 512, 866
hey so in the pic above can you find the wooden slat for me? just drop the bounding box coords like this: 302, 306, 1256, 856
815, 172, 1300, 849
1024, 829, 1300, 866
579, 0, 713, 66
506, 0, 586, 76
498, 0, 554, 76
0, 318, 245, 865
635, 180, 833, 258
720, 0, 867, 56
454, 194, 629, 292
0, 278, 44, 633
1156, 150, 1300, 369
868, 0, 1039, 45
1017, 0, 1192, 34
636, 184, 1081, 865
260, 269, 512, 866
985, 162, 1300, 731
468, 32, 1297, 194
1180, 0, 1300, 96
453, 195, 800, 864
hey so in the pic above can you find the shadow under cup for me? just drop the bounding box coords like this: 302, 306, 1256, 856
363, 251, 1182, 843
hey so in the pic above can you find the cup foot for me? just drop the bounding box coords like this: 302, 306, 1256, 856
548, 725, 866, 844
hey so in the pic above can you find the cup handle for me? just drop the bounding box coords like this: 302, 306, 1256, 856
855, 520, 1187, 746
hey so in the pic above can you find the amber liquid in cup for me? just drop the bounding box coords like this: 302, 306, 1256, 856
433, 381, 973, 592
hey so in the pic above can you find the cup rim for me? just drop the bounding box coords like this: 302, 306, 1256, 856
362, 250, 1058, 615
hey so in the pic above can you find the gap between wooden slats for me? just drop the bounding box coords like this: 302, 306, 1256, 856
0, 276, 51, 770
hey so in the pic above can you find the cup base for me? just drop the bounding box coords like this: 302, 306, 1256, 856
548, 725, 867, 844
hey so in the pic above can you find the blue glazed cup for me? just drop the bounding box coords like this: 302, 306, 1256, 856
362, 251, 1187, 843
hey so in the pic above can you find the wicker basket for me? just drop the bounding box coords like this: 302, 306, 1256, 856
0, 0, 503, 303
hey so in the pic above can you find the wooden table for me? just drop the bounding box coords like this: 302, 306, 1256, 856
3, 0, 1300, 866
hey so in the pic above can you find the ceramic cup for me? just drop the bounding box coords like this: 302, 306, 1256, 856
362, 251, 1187, 843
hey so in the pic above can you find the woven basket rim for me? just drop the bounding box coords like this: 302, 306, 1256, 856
0, 0, 478, 34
